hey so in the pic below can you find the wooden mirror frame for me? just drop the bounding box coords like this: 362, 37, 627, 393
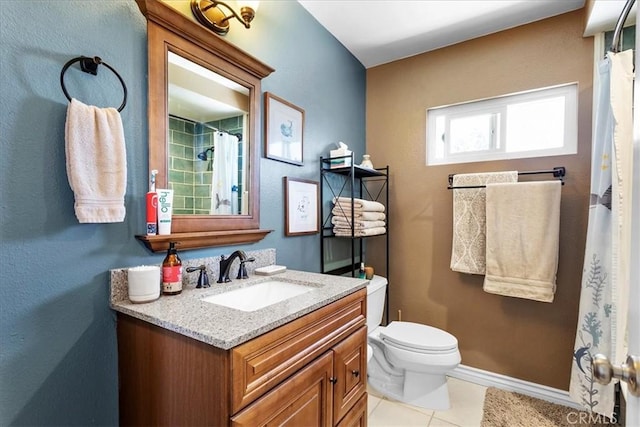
135, 0, 274, 252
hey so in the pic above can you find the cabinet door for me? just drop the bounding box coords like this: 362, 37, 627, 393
332, 326, 367, 425
231, 352, 333, 427
336, 393, 367, 427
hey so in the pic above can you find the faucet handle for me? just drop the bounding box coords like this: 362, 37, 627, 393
186, 265, 210, 288
236, 257, 255, 279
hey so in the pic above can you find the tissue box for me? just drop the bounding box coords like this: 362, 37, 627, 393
329, 149, 352, 168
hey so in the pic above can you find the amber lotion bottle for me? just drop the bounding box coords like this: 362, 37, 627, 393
162, 242, 182, 295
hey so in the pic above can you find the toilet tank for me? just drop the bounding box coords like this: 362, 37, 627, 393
366, 275, 388, 329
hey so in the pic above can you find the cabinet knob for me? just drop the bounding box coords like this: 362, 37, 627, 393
351, 370, 360, 378
329, 377, 338, 384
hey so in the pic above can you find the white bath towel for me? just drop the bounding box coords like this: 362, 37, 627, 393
65, 98, 127, 223
333, 197, 385, 212
334, 226, 386, 237
450, 171, 518, 274
331, 207, 386, 221
483, 181, 562, 303
331, 217, 385, 229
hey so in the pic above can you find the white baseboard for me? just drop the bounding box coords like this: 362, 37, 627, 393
449, 364, 583, 410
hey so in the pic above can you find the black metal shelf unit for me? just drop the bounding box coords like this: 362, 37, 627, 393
320, 153, 389, 323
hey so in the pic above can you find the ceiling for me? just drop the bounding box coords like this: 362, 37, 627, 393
298, 0, 637, 68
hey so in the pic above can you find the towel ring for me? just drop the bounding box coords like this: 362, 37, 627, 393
60, 56, 128, 112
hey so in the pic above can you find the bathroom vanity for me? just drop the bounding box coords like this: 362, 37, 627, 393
110, 269, 368, 426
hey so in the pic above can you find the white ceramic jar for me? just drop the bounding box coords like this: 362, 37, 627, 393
127, 265, 161, 303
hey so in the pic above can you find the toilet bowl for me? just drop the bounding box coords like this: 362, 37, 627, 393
366, 276, 461, 410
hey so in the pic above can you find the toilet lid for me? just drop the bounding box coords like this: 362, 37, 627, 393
380, 321, 458, 352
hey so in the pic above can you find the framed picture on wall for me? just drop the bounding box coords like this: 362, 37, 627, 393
265, 92, 304, 166
284, 177, 319, 236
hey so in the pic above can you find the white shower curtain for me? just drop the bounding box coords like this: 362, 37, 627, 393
569, 49, 633, 417
210, 132, 239, 215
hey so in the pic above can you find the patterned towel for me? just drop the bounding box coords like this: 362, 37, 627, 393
450, 171, 518, 274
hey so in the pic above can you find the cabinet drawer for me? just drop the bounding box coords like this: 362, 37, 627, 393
231, 288, 366, 412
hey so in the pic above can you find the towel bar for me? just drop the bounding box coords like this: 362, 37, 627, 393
447, 166, 565, 190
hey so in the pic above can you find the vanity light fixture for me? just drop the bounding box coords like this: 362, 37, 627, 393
191, 0, 258, 35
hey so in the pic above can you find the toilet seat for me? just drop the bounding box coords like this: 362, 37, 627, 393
380, 321, 458, 354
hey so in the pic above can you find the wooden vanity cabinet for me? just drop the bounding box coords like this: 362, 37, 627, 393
117, 288, 367, 426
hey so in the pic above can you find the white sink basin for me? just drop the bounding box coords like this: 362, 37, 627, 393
201, 280, 315, 312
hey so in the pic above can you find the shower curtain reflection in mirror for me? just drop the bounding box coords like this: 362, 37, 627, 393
211, 131, 239, 215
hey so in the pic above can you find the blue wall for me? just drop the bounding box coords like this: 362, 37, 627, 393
0, 1, 365, 424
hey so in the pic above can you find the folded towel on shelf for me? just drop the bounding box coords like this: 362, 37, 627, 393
483, 181, 562, 303
450, 171, 518, 274
331, 207, 386, 221
334, 226, 386, 237
65, 98, 127, 223
333, 196, 385, 212
331, 217, 386, 229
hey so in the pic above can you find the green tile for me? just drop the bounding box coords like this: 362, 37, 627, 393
194, 184, 211, 198
168, 169, 185, 184
184, 171, 194, 185
172, 183, 191, 199
173, 131, 194, 147
172, 195, 185, 209
173, 157, 192, 172
184, 197, 194, 210
169, 117, 184, 131
169, 143, 185, 158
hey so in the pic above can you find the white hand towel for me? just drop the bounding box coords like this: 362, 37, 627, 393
65, 98, 127, 223
483, 181, 562, 303
450, 171, 518, 274
333, 197, 385, 212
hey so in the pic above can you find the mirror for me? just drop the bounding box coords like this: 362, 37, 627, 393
168, 52, 249, 216
136, 0, 274, 251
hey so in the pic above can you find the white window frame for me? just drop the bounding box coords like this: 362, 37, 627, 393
426, 83, 578, 165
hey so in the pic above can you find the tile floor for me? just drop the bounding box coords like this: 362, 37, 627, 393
367, 377, 488, 427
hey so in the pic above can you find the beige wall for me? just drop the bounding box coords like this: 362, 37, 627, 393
366, 9, 593, 390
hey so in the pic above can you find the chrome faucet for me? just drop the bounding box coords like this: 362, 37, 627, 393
217, 250, 255, 283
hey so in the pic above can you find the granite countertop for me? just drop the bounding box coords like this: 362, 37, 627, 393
110, 269, 367, 350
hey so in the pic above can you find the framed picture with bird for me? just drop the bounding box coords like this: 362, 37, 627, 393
265, 92, 305, 166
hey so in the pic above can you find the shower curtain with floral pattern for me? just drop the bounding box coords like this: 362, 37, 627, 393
569, 49, 633, 417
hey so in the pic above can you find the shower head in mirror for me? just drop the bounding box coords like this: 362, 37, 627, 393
197, 147, 214, 161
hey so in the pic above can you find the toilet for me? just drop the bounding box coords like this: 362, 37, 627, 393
366, 276, 461, 410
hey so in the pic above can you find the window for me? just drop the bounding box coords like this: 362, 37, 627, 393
426, 83, 578, 165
